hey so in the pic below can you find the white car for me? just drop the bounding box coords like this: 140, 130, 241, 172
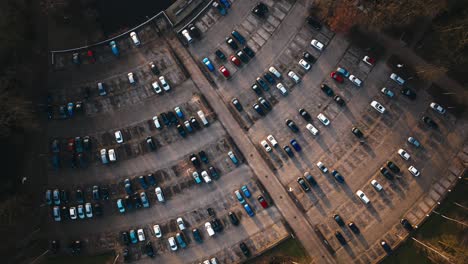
69, 206, 77, 220
155, 187, 165, 202
130, 32, 140, 46
260, 140, 272, 152
317, 113, 330, 126
370, 100, 386, 114
177, 217, 186, 231
356, 190, 370, 204
115, 130, 123, 143
152, 116, 161, 129
201, 171, 212, 183
168, 237, 178, 251
85, 203, 93, 218
408, 166, 420, 177
153, 224, 162, 238
299, 59, 311, 71
430, 102, 446, 114
268, 66, 282, 78
316, 161, 328, 173
306, 123, 319, 135
371, 180, 383, 191
152, 81, 162, 94
349, 75, 362, 87
181, 29, 193, 43
108, 149, 116, 162
362, 56, 375, 66
288, 70, 301, 83
159, 76, 170, 91
276, 83, 288, 96
205, 222, 215, 237
137, 228, 145, 241
390, 73, 405, 85
98, 82, 106, 96
100, 149, 108, 164
128, 72, 135, 84
398, 148, 411, 160
211, 258, 218, 264
267, 135, 278, 147
311, 39, 324, 51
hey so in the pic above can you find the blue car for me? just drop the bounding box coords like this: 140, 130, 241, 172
336, 67, 350, 78
290, 139, 302, 152
203, 58, 214, 72
228, 151, 239, 165
231, 30, 246, 45
213, 2, 227, 16
241, 185, 251, 198
138, 176, 148, 190
176, 233, 187, 248
124, 179, 133, 195
220, 0, 231, 8
244, 203, 255, 217
129, 230, 138, 244
109, 41, 119, 56
67, 102, 74, 117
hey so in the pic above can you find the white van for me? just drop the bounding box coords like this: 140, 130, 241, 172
182, 29, 193, 44
152, 116, 161, 129
197, 110, 209, 126
155, 187, 165, 202
128, 73, 135, 84
130, 32, 140, 46
108, 149, 116, 162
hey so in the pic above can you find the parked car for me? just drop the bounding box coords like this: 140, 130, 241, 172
334, 95, 345, 106
371, 180, 383, 191
306, 123, 319, 136
168, 237, 178, 251
283, 146, 294, 157
251, 2, 268, 18
268, 66, 282, 78
370, 100, 386, 114
297, 177, 310, 192
288, 70, 301, 83
390, 73, 405, 85
130, 32, 140, 46
422, 116, 438, 128
159, 76, 170, 91
398, 148, 411, 160
407, 137, 421, 147
219, 66, 230, 78
290, 139, 302, 152
215, 49, 226, 60
400, 218, 414, 231
286, 119, 299, 132
228, 151, 238, 165
311, 39, 324, 51
352, 127, 364, 138
229, 55, 241, 66
177, 217, 186, 231
192, 228, 202, 243
356, 190, 370, 204
257, 195, 268, 208
276, 83, 288, 96
400, 87, 416, 100
299, 108, 312, 121
299, 59, 311, 70
430, 102, 446, 114
387, 161, 400, 173
303, 51, 316, 63
362, 56, 375, 66
408, 166, 420, 177
380, 167, 394, 180
304, 172, 317, 186
229, 211, 239, 226
192, 171, 202, 184
321, 84, 334, 96
348, 222, 360, 234
149, 62, 159, 75
226, 37, 238, 50
307, 16, 322, 30
349, 75, 362, 87
243, 203, 255, 217
203, 58, 215, 72
333, 214, 345, 226
317, 113, 330, 126
231, 30, 246, 45
381, 87, 395, 97
330, 71, 344, 83
243, 45, 255, 57
267, 135, 278, 147
336, 67, 350, 77
335, 231, 347, 245
212, 1, 227, 16
316, 161, 328, 173
205, 222, 215, 237
261, 140, 272, 152
381, 240, 393, 254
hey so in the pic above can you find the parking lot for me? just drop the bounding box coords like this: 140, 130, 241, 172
186, 0, 467, 263
44, 2, 291, 263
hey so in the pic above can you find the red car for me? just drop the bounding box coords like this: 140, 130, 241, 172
330, 71, 344, 83
87, 50, 96, 63
362, 56, 375, 66
67, 138, 75, 152
229, 55, 241, 67
257, 195, 268, 209
219, 66, 230, 78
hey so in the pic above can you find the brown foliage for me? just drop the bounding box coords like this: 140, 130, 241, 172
327, 0, 362, 33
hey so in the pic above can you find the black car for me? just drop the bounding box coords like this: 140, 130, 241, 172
251, 84, 262, 95
124, 195, 132, 209
177, 124, 186, 137
400, 218, 414, 231
76, 189, 84, 204
123, 248, 130, 262
243, 46, 255, 57
94, 203, 102, 216
60, 190, 69, 203
133, 194, 142, 208
335, 231, 347, 245
190, 154, 200, 167
332, 170, 345, 183
61, 206, 68, 219
146, 136, 156, 151
422, 116, 438, 128
70, 240, 82, 255
160, 112, 170, 126
83, 136, 91, 151
92, 186, 100, 200
209, 166, 219, 180
138, 175, 148, 190
236, 50, 250, 63
188, 24, 201, 39
239, 242, 251, 257
304, 173, 317, 186
286, 119, 299, 133
333, 214, 345, 226
51, 240, 59, 253
253, 103, 265, 116
380, 167, 394, 180
121, 232, 130, 245
381, 240, 393, 254
400, 87, 416, 100
256, 77, 269, 91
231, 98, 243, 112
192, 228, 203, 243
303, 51, 316, 64
190, 116, 200, 129
226, 37, 238, 50
167, 111, 178, 124
297, 177, 310, 192
352, 127, 364, 138
307, 16, 322, 30
386, 161, 400, 173
348, 222, 360, 234
207, 207, 216, 217
263, 73, 276, 84
334, 95, 345, 106
215, 49, 226, 61
321, 84, 334, 96
101, 187, 110, 200
258, 97, 271, 110
145, 242, 155, 257
149, 62, 160, 75
147, 174, 156, 186
299, 108, 312, 121
211, 218, 223, 232
199, 151, 208, 163
229, 211, 239, 226
283, 145, 294, 157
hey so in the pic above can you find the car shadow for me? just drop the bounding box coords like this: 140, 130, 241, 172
365, 202, 382, 222
313, 184, 332, 208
